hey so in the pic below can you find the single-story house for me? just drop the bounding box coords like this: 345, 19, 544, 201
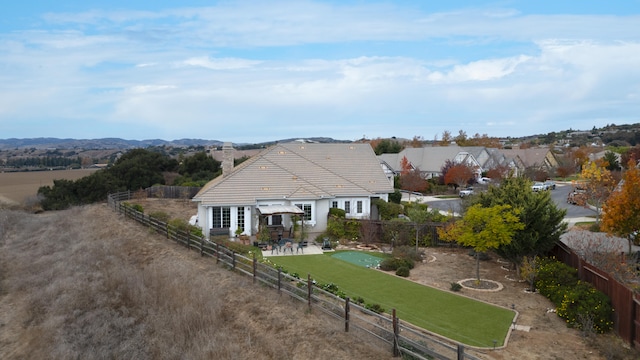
500, 148, 559, 172
193, 142, 395, 239
378, 146, 484, 180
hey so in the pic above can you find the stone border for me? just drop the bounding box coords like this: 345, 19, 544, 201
457, 278, 504, 292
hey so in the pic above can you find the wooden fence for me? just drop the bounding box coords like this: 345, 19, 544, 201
552, 242, 639, 349
144, 185, 201, 199
108, 191, 481, 360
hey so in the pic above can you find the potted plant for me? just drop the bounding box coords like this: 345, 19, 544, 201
236, 227, 250, 245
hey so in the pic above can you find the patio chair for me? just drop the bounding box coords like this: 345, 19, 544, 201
296, 241, 304, 254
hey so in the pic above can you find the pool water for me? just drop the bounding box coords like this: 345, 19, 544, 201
331, 251, 382, 268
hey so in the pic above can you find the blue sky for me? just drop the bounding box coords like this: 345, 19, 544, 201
1, 1, 640, 143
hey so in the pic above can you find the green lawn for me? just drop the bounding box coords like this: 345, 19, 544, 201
270, 253, 515, 347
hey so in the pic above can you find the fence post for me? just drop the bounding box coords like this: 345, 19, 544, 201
232, 251, 236, 269
200, 238, 204, 256
392, 308, 400, 357
345, 297, 350, 332
307, 273, 312, 310
457, 344, 465, 360
216, 242, 220, 263
253, 255, 257, 283
277, 268, 282, 293
185, 230, 190, 249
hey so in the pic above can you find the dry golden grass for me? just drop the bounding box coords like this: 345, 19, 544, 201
0, 204, 392, 360
0, 169, 98, 207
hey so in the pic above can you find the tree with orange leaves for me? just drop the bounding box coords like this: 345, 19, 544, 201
444, 163, 476, 189
399, 156, 411, 176
601, 161, 640, 253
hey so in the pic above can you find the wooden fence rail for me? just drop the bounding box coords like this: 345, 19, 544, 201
107, 191, 480, 360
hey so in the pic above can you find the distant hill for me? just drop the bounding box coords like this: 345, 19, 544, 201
0, 137, 352, 150
0, 137, 226, 150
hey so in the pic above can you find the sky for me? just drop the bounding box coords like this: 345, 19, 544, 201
1, 1, 640, 143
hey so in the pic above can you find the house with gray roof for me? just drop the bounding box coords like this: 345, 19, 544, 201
193, 142, 394, 239
499, 148, 559, 172
378, 145, 553, 181
379, 146, 484, 180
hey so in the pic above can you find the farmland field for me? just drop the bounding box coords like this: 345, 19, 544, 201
0, 169, 97, 205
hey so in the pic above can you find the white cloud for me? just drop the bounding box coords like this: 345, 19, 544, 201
182, 56, 261, 70
1, 2, 639, 141
428, 55, 531, 83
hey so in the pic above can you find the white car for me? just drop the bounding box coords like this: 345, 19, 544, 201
531, 182, 547, 191
459, 187, 474, 197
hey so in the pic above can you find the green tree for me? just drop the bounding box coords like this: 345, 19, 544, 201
472, 177, 567, 275
602, 151, 620, 171
176, 151, 221, 185
38, 148, 179, 210
439, 204, 524, 281
373, 139, 403, 155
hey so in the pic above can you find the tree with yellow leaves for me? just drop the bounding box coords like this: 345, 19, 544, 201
601, 161, 640, 253
438, 204, 524, 282
580, 159, 617, 224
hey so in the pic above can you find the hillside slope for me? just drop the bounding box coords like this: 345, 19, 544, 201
0, 204, 392, 359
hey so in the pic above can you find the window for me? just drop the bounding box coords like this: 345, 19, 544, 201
237, 207, 244, 232
295, 203, 312, 221
331, 201, 338, 208
344, 201, 350, 214
356, 200, 363, 214
212, 207, 231, 228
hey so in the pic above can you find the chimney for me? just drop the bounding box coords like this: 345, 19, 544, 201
222, 142, 234, 177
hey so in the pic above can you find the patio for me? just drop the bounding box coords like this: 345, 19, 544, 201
262, 241, 326, 257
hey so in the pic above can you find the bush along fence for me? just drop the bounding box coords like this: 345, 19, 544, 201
552, 242, 640, 350
108, 191, 481, 360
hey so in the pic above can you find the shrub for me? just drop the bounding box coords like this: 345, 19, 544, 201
148, 211, 170, 223
388, 189, 402, 204
395, 266, 410, 277
392, 245, 422, 263
316, 282, 346, 299
373, 198, 404, 220
365, 303, 385, 314
556, 281, 613, 333
379, 257, 414, 271
123, 202, 144, 213
535, 258, 578, 306
168, 218, 203, 238
354, 296, 365, 305
450, 282, 462, 292
328, 207, 346, 218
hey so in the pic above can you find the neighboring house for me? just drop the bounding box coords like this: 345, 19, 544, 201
500, 148, 559, 172
193, 142, 394, 239
378, 146, 484, 180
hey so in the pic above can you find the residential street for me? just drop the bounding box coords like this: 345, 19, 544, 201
401, 182, 596, 225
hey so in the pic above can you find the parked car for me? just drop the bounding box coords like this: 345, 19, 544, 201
531, 182, 547, 191
567, 189, 587, 205
544, 180, 556, 190
477, 177, 492, 185
459, 187, 474, 197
